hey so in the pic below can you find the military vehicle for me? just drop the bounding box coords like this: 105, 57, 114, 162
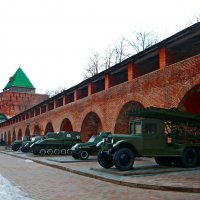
21, 135, 45, 152
97, 107, 200, 171
11, 136, 30, 151
68, 132, 111, 160
30, 131, 81, 155
21, 132, 57, 152
0, 139, 5, 145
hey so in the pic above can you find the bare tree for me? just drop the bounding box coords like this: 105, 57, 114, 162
102, 48, 114, 69
84, 52, 101, 79
45, 86, 66, 97
83, 30, 159, 79
127, 31, 158, 53
113, 37, 130, 64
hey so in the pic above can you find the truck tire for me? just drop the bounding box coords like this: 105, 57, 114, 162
113, 148, 134, 171
97, 151, 114, 169
79, 150, 89, 160
181, 148, 198, 168
154, 157, 173, 166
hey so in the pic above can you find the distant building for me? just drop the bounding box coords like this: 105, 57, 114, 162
0, 67, 49, 118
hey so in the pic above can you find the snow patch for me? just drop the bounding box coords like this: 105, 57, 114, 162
0, 174, 33, 200
24, 159, 33, 163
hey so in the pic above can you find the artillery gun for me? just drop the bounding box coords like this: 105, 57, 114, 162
97, 107, 200, 171
68, 132, 111, 160
30, 131, 81, 155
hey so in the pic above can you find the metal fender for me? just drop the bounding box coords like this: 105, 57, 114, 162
113, 140, 132, 149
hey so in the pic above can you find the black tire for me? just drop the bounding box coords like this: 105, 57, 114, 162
97, 151, 114, 169
154, 157, 173, 166
72, 152, 79, 159
61, 149, 67, 155
47, 149, 53, 155
113, 148, 134, 171
54, 149, 60, 155
12, 147, 20, 151
39, 149, 46, 156
32, 149, 38, 155
79, 150, 89, 160
197, 150, 200, 166
180, 148, 198, 168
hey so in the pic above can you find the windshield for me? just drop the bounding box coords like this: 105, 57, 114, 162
88, 136, 96, 142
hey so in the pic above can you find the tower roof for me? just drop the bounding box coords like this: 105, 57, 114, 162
3, 67, 35, 91
0, 113, 7, 121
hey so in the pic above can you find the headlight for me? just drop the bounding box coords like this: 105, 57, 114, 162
30, 144, 34, 148
25, 143, 29, 147
111, 138, 114, 144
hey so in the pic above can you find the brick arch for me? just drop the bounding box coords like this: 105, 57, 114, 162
60, 118, 73, 131
172, 73, 200, 108
80, 112, 103, 142
114, 101, 144, 134
33, 124, 41, 136
4, 132, 7, 143
44, 122, 54, 134
25, 127, 30, 137
18, 129, 22, 140
8, 131, 11, 145
12, 130, 16, 142
178, 84, 200, 114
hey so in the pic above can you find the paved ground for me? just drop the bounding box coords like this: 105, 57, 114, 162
0, 148, 200, 200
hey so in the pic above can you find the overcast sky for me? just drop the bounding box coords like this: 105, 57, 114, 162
0, 0, 199, 94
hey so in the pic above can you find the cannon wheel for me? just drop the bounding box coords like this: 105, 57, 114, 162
79, 150, 89, 160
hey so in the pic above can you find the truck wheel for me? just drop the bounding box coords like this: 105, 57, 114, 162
39, 149, 46, 156
79, 150, 89, 160
181, 148, 198, 168
154, 157, 172, 166
54, 149, 60, 155
61, 149, 67, 155
47, 149, 53, 155
97, 151, 114, 169
72, 152, 79, 159
113, 148, 134, 171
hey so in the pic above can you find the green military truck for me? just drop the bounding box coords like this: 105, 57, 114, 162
67, 132, 111, 160
97, 107, 200, 171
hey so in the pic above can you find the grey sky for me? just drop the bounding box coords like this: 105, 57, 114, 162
0, 0, 199, 93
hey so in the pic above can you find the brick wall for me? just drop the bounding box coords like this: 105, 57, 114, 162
1, 54, 199, 143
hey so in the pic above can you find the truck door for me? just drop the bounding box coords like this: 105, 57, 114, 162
142, 119, 166, 155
